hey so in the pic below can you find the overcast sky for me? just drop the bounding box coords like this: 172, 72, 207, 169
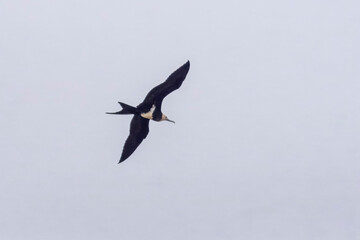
1, 0, 360, 239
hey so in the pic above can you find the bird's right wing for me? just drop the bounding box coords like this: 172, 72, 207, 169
137, 61, 190, 113
119, 115, 150, 163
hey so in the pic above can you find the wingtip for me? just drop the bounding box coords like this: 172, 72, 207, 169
118, 157, 126, 164
182, 60, 190, 71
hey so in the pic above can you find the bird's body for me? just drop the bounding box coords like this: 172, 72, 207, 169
107, 61, 190, 163
140, 107, 155, 120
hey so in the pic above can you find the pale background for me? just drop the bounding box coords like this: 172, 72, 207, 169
1, 0, 359, 239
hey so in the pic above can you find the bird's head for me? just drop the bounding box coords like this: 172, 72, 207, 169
161, 114, 175, 123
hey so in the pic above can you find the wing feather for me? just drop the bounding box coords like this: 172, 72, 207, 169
137, 61, 190, 113
119, 115, 150, 163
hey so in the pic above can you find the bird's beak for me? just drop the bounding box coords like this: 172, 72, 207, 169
165, 118, 175, 124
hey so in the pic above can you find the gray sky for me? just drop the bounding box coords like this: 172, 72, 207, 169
1, 0, 360, 239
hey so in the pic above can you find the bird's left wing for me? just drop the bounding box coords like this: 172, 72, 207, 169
119, 115, 150, 163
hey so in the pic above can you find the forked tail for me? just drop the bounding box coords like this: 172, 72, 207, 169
106, 102, 139, 115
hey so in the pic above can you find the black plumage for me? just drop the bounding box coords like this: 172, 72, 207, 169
107, 61, 190, 163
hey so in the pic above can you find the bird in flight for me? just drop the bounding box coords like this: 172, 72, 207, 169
107, 61, 190, 163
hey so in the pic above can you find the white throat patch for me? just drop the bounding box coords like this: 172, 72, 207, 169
140, 105, 155, 120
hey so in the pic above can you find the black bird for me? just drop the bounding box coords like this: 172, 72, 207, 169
107, 61, 190, 163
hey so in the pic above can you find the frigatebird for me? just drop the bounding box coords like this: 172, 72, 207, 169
107, 61, 190, 163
